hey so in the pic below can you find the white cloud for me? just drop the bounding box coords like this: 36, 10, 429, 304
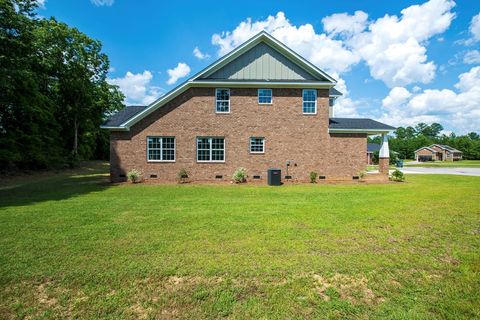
166, 63, 191, 85
344, 0, 455, 87
193, 47, 210, 60
322, 10, 368, 37
211, 1, 455, 87
108, 71, 162, 106
463, 50, 480, 64
382, 87, 411, 108
36, 0, 46, 8
91, 0, 114, 6
469, 13, 480, 42
211, 12, 360, 74
379, 66, 480, 133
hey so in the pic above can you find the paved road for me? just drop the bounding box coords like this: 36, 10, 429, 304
397, 167, 480, 176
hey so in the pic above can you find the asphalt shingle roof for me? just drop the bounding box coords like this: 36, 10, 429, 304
329, 88, 343, 96
367, 143, 380, 152
103, 106, 146, 127
329, 118, 396, 130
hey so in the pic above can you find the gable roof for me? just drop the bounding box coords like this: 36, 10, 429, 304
102, 106, 146, 128
430, 144, 462, 153
102, 31, 337, 131
414, 146, 437, 153
329, 118, 395, 134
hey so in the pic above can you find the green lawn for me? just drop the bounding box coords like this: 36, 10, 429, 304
1, 162, 479, 319
404, 160, 480, 168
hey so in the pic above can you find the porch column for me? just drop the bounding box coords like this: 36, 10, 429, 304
378, 133, 390, 176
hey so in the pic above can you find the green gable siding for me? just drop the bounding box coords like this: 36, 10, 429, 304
201, 42, 322, 81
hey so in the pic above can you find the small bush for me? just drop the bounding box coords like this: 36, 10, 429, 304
309, 171, 318, 183
232, 168, 247, 183
358, 170, 367, 180
127, 169, 142, 183
177, 168, 189, 182
390, 169, 405, 182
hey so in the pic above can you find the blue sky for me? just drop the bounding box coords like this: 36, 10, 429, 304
38, 0, 479, 133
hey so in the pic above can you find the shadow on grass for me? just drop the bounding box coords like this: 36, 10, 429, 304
0, 161, 111, 208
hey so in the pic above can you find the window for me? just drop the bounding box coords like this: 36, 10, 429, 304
250, 137, 265, 153
147, 137, 175, 161
258, 89, 272, 104
215, 88, 230, 113
302, 89, 317, 114
197, 137, 225, 162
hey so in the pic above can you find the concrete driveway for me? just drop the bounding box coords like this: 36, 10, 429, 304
397, 167, 480, 176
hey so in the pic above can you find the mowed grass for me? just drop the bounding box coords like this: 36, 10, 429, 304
0, 163, 479, 319
404, 160, 480, 168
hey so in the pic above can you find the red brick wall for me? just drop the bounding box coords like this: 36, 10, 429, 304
110, 87, 367, 182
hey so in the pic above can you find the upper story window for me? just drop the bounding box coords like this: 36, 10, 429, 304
258, 89, 272, 104
197, 137, 225, 162
302, 89, 317, 114
147, 136, 175, 162
250, 137, 265, 153
215, 88, 230, 113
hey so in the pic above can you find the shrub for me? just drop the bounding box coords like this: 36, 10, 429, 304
390, 169, 405, 182
177, 168, 189, 183
358, 170, 367, 180
127, 169, 142, 183
309, 171, 318, 183
232, 168, 247, 183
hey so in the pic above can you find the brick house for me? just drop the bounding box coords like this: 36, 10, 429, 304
102, 32, 395, 183
415, 144, 463, 162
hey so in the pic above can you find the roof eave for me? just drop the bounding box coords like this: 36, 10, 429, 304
329, 128, 394, 134
100, 125, 129, 131
192, 80, 335, 88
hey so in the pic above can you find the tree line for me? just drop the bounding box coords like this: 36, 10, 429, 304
369, 123, 480, 160
0, 0, 124, 171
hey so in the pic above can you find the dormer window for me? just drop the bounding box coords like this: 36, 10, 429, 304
215, 88, 230, 113
258, 89, 272, 104
302, 89, 317, 114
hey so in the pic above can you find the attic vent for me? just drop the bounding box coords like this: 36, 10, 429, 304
215, 175, 223, 179
253, 175, 261, 179
150, 174, 158, 178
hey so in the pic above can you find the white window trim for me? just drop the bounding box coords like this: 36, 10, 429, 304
215, 88, 230, 114
258, 89, 273, 105
302, 89, 317, 115
146, 136, 176, 162
250, 137, 265, 154
196, 137, 226, 163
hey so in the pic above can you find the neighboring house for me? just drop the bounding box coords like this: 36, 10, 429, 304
367, 143, 380, 165
102, 31, 395, 182
414, 144, 463, 162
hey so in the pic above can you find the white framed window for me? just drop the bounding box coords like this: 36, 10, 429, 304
215, 88, 230, 113
302, 89, 317, 114
147, 136, 175, 162
250, 137, 265, 153
197, 137, 225, 162
258, 89, 272, 104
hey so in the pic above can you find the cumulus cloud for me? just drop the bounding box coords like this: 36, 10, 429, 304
382, 87, 412, 108
166, 63, 191, 85
379, 66, 480, 133
108, 71, 162, 106
211, 12, 360, 74
469, 13, 480, 42
36, 0, 46, 8
193, 47, 210, 60
322, 10, 368, 37
91, 0, 114, 6
463, 50, 480, 64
